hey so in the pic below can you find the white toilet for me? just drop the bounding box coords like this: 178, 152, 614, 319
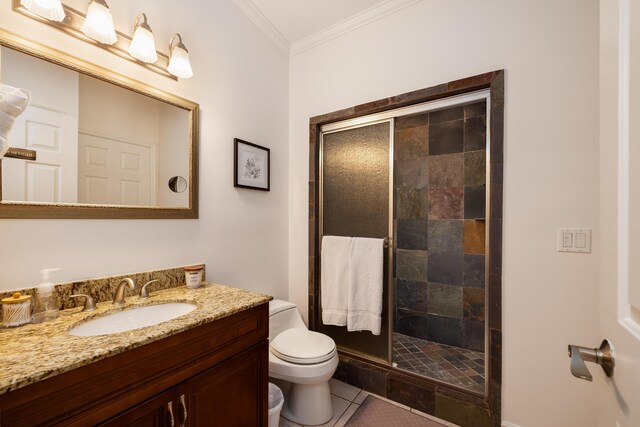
268, 299, 339, 425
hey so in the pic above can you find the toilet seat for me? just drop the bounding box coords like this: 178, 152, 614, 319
270, 329, 336, 365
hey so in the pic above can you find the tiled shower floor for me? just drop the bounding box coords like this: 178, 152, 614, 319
393, 333, 485, 394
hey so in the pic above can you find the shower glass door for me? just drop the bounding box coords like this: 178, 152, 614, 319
319, 120, 393, 362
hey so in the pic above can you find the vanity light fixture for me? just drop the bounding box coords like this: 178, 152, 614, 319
19, 0, 65, 22
128, 13, 158, 64
81, 0, 117, 45
12, 0, 186, 80
167, 33, 193, 79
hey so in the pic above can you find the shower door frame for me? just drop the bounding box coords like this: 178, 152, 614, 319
319, 89, 490, 366
308, 70, 504, 426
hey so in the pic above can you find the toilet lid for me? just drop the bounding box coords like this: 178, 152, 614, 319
270, 329, 336, 364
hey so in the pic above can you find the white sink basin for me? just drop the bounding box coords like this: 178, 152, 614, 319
68, 303, 197, 337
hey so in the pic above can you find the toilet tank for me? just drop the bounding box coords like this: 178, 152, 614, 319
269, 299, 307, 340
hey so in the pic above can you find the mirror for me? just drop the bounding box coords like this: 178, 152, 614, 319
0, 29, 198, 219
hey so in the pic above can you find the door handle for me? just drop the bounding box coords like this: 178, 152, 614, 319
567, 339, 615, 381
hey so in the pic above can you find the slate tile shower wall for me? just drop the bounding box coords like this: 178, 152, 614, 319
394, 101, 486, 352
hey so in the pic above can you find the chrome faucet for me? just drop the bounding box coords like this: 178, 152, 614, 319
140, 279, 159, 299
113, 278, 135, 305
70, 294, 96, 311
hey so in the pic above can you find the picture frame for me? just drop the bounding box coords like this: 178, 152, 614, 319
234, 138, 270, 191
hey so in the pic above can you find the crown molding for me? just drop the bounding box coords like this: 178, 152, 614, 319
290, 0, 422, 56
233, 0, 290, 55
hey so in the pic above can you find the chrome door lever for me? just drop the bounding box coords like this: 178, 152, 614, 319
568, 339, 615, 381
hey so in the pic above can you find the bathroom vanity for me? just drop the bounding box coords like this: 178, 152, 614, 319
0, 284, 270, 426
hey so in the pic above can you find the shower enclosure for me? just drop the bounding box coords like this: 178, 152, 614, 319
308, 72, 504, 426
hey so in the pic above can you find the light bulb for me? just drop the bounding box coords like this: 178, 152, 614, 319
168, 34, 193, 79
20, 0, 65, 22
128, 13, 158, 63
81, 0, 117, 45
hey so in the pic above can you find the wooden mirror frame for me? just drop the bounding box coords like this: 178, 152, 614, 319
0, 29, 199, 219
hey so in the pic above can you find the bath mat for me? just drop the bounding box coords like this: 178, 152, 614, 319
345, 395, 452, 427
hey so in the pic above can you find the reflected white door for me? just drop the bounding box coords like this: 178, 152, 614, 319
599, 0, 640, 425
1, 105, 78, 203
78, 133, 155, 206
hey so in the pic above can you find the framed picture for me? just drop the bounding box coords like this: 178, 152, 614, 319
234, 138, 270, 191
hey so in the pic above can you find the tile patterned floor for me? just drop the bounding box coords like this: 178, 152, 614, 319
393, 333, 485, 394
345, 395, 451, 426
278, 379, 456, 427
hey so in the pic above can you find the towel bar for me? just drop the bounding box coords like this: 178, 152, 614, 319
4, 147, 36, 160
320, 235, 392, 248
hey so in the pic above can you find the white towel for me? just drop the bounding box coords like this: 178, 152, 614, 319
321, 235, 351, 326
347, 237, 384, 335
0, 83, 32, 158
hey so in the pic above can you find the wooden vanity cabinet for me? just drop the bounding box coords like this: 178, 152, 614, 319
0, 303, 269, 427
101, 343, 267, 427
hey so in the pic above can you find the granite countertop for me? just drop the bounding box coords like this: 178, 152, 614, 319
0, 282, 271, 395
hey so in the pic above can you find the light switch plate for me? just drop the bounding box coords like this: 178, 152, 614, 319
558, 228, 591, 253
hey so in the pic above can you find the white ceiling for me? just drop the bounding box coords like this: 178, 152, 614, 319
248, 0, 387, 44
234, 0, 421, 55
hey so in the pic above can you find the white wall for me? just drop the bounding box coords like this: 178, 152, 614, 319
288, 1, 600, 426
79, 75, 159, 145
0, 0, 290, 301
157, 103, 189, 207
1, 47, 79, 117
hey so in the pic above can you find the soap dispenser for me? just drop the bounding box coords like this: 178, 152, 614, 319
32, 268, 61, 324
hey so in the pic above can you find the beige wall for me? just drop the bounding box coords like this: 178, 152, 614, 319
0, 0, 290, 301
288, 1, 600, 425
